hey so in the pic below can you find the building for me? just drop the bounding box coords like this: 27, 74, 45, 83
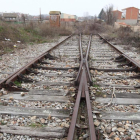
112, 10, 122, 20
49, 11, 61, 27
60, 13, 77, 22
117, 7, 140, 25
49, 11, 77, 27
2, 13, 19, 22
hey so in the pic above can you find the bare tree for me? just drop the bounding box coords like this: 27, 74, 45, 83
104, 5, 117, 25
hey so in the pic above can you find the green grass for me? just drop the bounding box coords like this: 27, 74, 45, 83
0, 120, 7, 125
29, 123, 44, 128
14, 80, 22, 87
93, 84, 99, 88
3, 48, 13, 53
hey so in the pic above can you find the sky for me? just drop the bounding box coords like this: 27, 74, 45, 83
0, 0, 140, 16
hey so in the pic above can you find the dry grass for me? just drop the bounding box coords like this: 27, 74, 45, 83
0, 21, 72, 55
104, 26, 140, 52
73, 19, 108, 34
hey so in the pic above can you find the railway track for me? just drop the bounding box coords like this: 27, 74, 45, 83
0, 34, 140, 140
90, 34, 140, 140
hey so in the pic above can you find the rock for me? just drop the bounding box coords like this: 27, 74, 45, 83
96, 106, 102, 109
117, 122, 123, 127
109, 132, 115, 138
81, 125, 88, 129
94, 120, 100, 127
103, 94, 107, 98
83, 134, 89, 138
76, 124, 80, 128
40, 118, 45, 124
9, 96, 13, 100
20, 92, 25, 96
105, 126, 112, 134
103, 133, 108, 138
30, 116, 36, 121
114, 137, 120, 140
90, 70, 94, 74
112, 126, 117, 131
117, 127, 125, 132
64, 123, 69, 128
0, 92, 3, 96
101, 125, 105, 132
58, 72, 62, 75
92, 111, 100, 114
93, 114, 97, 119
131, 132, 136, 139
80, 116, 85, 120
3, 91, 8, 95
61, 122, 69, 128
68, 69, 73, 73
56, 119, 61, 123
3, 102, 8, 106
48, 114, 52, 120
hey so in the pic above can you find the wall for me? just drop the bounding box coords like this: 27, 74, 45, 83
49, 15, 60, 27
61, 13, 75, 19
61, 19, 76, 22
113, 11, 122, 19
125, 8, 139, 19
117, 19, 138, 25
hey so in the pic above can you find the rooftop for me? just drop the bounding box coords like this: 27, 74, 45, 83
3, 13, 18, 18
113, 10, 123, 13
49, 11, 61, 15
122, 7, 140, 10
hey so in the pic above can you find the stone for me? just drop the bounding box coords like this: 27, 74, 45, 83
76, 124, 80, 128
81, 125, 88, 129
112, 126, 117, 131
105, 126, 112, 134
109, 132, 115, 138
94, 120, 100, 127
131, 132, 136, 139
114, 137, 120, 140
90, 70, 94, 74
20, 92, 25, 96
80, 116, 85, 120
83, 134, 89, 138
65, 123, 69, 128
56, 119, 61, 123
101, 125, 105, 132
103, 133, 108, 138
117, 128, 125, 132
40, 118, 45, 124
30, 116, 36, 121
9, 97, 14, 100
103, 94, 107, 98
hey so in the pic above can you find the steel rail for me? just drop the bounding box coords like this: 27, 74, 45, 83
3, 34, 73, 87
83, 66, 96, 140
75, 34, 93, 85
67, 68, 84, 140
85, 35, 92, 85
98, 33, 140, 71
67, 35, 96, 140
75, 34, 84, 85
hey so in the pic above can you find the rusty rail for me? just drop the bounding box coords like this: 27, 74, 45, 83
98, 33, 140, 72
0, 34, 73, 89
67, 34, 96, 140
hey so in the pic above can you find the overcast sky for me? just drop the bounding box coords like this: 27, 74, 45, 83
0, 0, 140, 16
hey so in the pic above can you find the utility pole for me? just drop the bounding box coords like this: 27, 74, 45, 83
40, 8, 41, 22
